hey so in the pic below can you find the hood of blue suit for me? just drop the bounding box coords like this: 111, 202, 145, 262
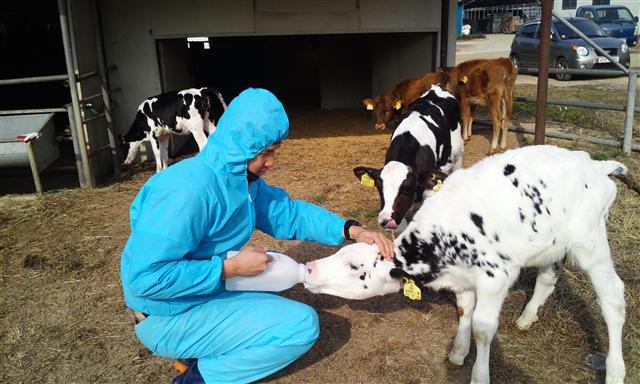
201, 88, 289, 174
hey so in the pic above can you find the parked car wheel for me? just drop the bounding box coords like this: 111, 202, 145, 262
510, 54, 520, 70
555, 57, 572, 81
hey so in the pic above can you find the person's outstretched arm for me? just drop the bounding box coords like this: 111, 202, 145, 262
252, 179, 393, 258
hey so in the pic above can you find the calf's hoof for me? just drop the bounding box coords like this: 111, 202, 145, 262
516, 312, 538, 331
445, 356, 465, 369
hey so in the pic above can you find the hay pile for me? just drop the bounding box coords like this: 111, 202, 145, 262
1, 108, 638, 384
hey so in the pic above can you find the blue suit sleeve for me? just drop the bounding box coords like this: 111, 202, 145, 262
122, 186, 223, 300
253, 178, 345, 245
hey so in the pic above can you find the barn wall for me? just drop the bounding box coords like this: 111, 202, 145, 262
371, 33, 436, 97
98, 0, 450, 136
100, 0, 161, 137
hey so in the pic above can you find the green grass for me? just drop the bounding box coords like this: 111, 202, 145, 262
311, 194, 327, 204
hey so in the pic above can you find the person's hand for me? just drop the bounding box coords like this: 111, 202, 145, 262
222, 246, 273, 279
350, 226, 394, 260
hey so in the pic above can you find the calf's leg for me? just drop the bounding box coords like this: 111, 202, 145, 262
124, 140, 142, 165
500, 90, 513, 151
470, 276, 511, 384
158, 135, 171, 171
448, 290, 476, 367
187, 122, 209, 151
573, 229, 625, 384
516, 262, 562, 330
487, 92, 502, 155
461, 101, 472, 141
149, 135, 163, 173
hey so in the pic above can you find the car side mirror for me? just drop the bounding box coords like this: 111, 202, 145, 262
634, 16, 639, 22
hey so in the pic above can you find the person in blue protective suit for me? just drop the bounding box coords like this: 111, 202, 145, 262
120, 88, 394, 384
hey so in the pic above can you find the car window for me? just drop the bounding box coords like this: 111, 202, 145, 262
582, 10, 594, 20
553, 19, 608, 39
521, 24, 538, 38
596, 8, 634, 23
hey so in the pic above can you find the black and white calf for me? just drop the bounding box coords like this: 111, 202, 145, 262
307, 145, 635, 384
354, 84, 463, 231
121, 87, 227, 173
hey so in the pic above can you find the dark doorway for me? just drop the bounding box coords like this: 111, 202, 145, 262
186, 35, 322, 108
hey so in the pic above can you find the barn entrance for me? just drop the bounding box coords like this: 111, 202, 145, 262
155, 32, 437, 111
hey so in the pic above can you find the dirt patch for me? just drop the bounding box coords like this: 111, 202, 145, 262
1, 107, 639, 384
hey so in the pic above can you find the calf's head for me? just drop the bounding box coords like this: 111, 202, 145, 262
362, 95, 402, 131
353, 164, 447, 230
304, 243, 401, 300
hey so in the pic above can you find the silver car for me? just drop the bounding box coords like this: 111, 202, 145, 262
510, 17, 631, 80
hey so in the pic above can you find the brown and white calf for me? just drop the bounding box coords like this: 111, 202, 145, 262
362, 71, 449, 131
355, 84, 463, 231
446, 58, 517, 154
121, 87, 227, 173
306, 145, 634, 384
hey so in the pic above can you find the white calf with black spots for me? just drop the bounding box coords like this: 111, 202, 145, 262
354, 84, 463, 231
121, 87, 227, 173
309, 145, 635, 384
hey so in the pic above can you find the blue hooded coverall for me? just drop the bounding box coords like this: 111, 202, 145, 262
120, 88, 346, 383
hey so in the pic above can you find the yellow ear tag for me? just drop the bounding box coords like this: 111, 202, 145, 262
394, 101, 402, 110
360, 173, 375, 187
402, 277, 422, 300
366, 103, 374, 110
461, 75, 469, 84
433, 180, 442, 193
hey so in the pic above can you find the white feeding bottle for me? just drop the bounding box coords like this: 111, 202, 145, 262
224, 250, 307, 292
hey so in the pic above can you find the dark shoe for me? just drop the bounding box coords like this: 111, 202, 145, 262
171, 360, 205, 384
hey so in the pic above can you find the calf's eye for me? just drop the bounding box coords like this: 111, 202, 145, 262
349, 263, 359, 271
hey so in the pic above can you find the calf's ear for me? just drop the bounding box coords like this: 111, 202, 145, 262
353, 167, 381, 187
353, 166, 380, 180
418, 169, 448, 190
362, 98, 375, 110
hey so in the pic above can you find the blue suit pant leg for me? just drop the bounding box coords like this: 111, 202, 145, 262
134, 291, 319, 384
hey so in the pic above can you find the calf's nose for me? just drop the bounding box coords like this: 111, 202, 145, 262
384, 219, 398, 230
306, 261, 315, 276
374, 123, 386, 131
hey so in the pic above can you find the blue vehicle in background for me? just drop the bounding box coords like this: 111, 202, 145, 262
576, 5, 638, 47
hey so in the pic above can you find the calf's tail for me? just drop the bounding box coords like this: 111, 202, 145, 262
596, 160, 640, 195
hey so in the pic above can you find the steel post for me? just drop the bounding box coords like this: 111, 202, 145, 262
66, 104, 86, 187
25, 140, 43, 195
58, 0, 93, 187
91, 0, 120, 176
623, 71, 637, 154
